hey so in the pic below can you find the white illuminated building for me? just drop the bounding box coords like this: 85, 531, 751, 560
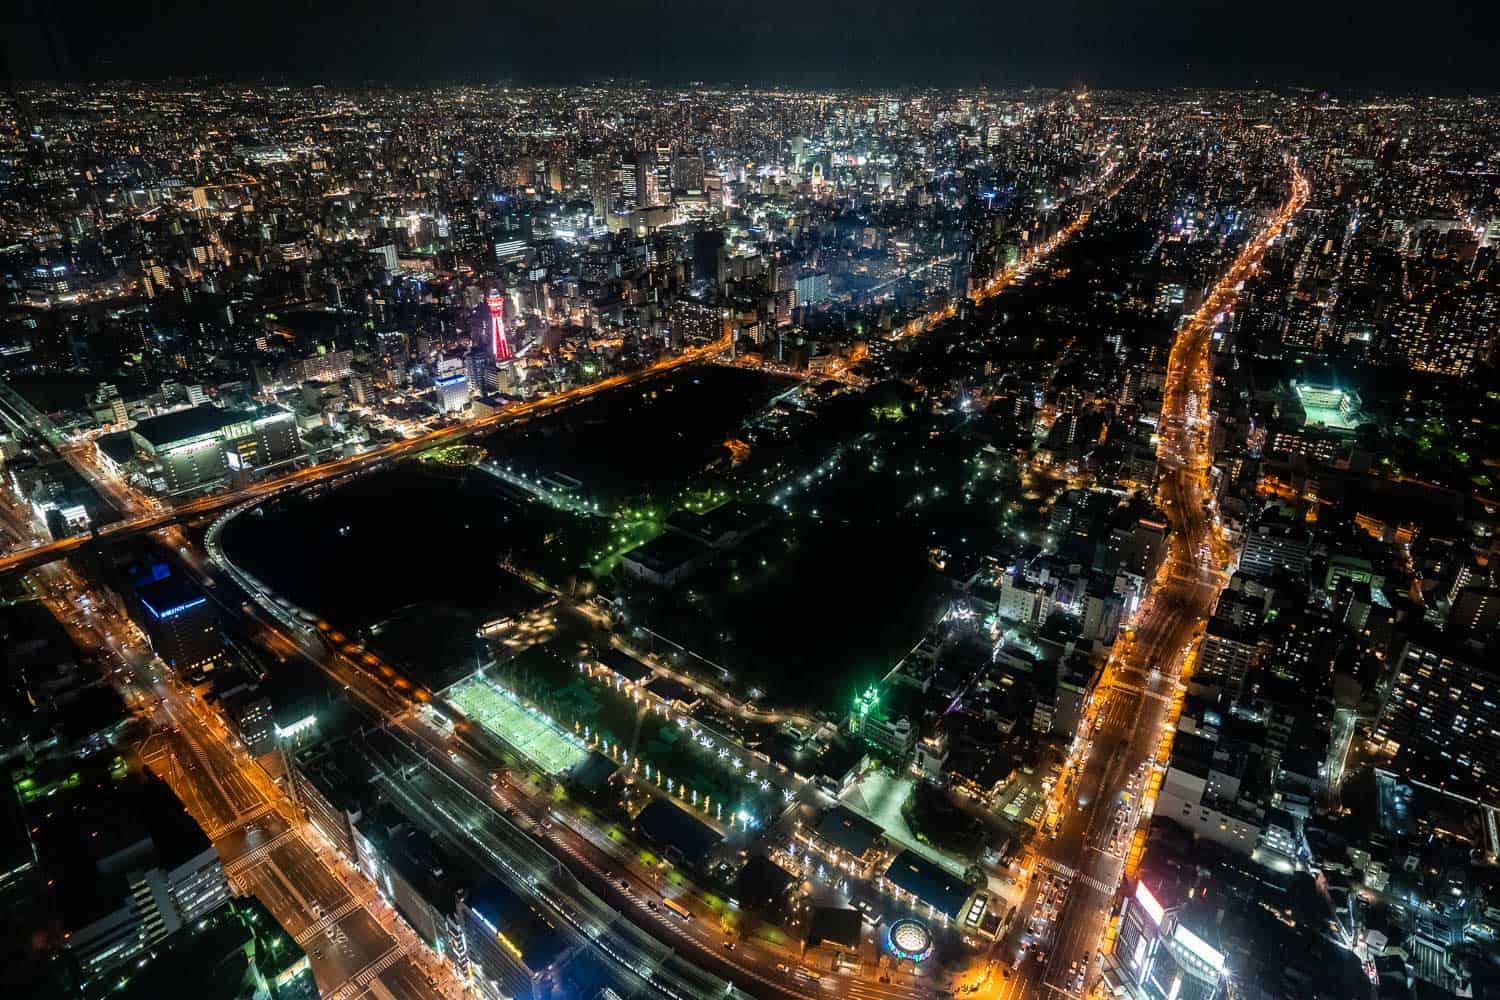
1114, 878, 1227, 1000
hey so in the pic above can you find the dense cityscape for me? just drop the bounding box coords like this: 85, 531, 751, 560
1, 73, 1498, 1000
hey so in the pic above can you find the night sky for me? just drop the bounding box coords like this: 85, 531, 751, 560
4, 0, 1498, 92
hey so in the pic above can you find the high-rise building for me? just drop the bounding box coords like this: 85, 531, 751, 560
1115, 875, 1227, 1000
635, 153, 659, 208
136, 574, 222, 675
794, 269, 831, 307
589, 153, 613, 220
458, 878, 572, 1000
434, 358, 471, 414
1373, 631, 1500, 805
692, 230, 724, 285
671, 152, 705, 192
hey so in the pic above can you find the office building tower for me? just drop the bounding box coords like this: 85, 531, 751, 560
589, 154, 613, 220
458, 879, 571, 1000
635, 153, 659, 208
1115, 876, 1227, 1000
671, 152, 705, 192
434, 358, 471, 414
136, 574, 222, 675
692, 230, 725, 285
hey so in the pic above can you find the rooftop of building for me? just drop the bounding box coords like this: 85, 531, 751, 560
465, 876, 569, 972
805, 905, 863, 949
814, 804, 884, 857
665, 501, 775, 546
95, 429, 136, 465
633, 797, 722, 866
30, 768, 213, 931
732, 854, 797, 911
643, 673, 699, 706
293, 738, 377, 817
136, 573, 209, 622
356, 803, 464, 916
597, 647, 652, 683
114, 898, 309, 1000
619, 529, 711, 575
812, 738, 868, 784
883, 848, 972, 920
131, 404, 237, 448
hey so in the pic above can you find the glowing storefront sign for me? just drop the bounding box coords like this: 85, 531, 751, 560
1173, 923, 1225, 972
275, 714, 317, 739
1134, 880, 1165, 927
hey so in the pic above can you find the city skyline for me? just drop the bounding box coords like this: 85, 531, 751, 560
1, 51, 1498, 1000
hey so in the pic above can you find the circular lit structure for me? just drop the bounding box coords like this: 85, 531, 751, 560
419, 444, 486, 468
886, 918, 934, 963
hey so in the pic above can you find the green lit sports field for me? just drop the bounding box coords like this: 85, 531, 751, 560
448, 676, 589, 775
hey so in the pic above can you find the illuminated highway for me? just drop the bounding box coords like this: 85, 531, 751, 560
982, 159, 1309, 1000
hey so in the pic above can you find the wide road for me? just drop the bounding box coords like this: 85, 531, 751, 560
991, 159, 1309, 1000
51, 550, 467, 1000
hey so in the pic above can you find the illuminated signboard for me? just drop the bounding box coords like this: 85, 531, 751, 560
1173, 923, 1226, 973
1134, 880, 1165, 927
275, 714, 317, 739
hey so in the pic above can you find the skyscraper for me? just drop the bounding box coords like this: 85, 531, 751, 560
671, 152, 705, 192
635, 152, 659, 208
136, 574, 223, 676
589, 153, 612, 220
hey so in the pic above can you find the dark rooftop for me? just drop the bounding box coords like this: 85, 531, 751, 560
732, 854, 797, 911
131, 404, 236, 448
466, 876, 569, 972
814, 805, 883, 857
32, 769, 213, 931
634, 797, 722, 866
883, 849, 972, 920
95, 430, 136, 466
645, 673, 700, 706
813, 738, 867, 783
599, 647, 653, 684
115, 898, 309, 1000
136, 573, 209, 622
620, 530, 711, 574
569, 750, 620, 795
293, 739, 376, 817
805, 905, 863, 949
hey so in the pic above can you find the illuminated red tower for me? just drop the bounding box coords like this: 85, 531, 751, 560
486, 290, 513, 361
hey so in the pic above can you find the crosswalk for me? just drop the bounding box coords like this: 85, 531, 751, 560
295, 897, 362, 945
208, 800, 274, 840
1037, 856, 1117, 897
325, 943, 408, 1000
224, 828, 296, 877
1038, 857, 1076, 880
1073, 872, 1118, 896
1103, 679, 1174, 703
